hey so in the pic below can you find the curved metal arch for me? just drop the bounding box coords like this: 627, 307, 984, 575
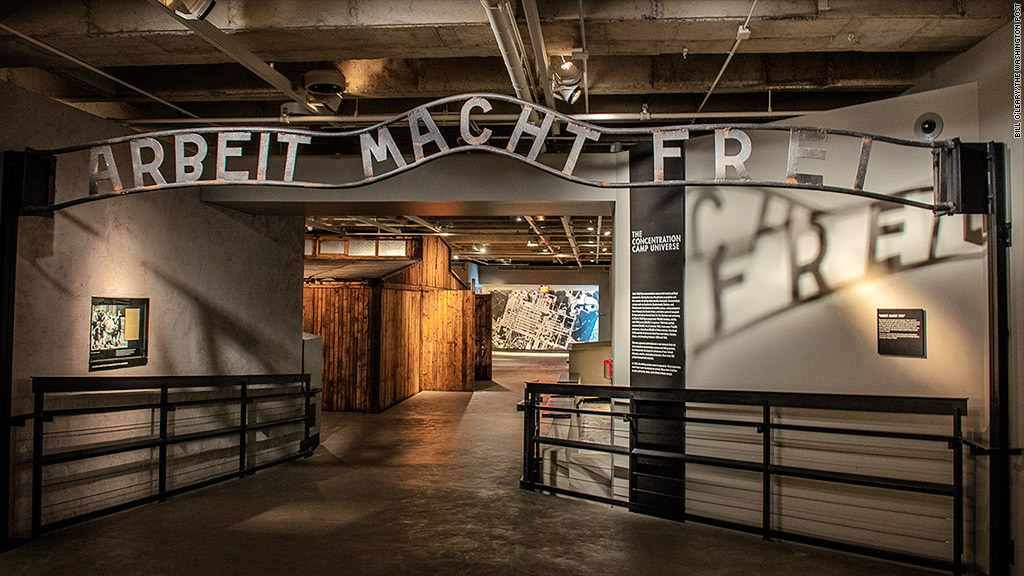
31, 93, 957, 214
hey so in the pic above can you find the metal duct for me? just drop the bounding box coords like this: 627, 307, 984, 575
481, 0, 536, 103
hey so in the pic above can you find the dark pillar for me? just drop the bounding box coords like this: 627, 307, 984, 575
0, 152, 24, 549
983, 143, 1011, 576
627, 142, 687, 519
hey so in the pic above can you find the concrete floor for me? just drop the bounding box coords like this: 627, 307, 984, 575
0, 353, 937, 575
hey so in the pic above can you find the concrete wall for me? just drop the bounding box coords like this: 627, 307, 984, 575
909, 23, 1024, 575
1, 79, 305, 534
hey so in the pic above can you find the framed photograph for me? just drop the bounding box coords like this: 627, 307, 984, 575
89, 297, 149, 371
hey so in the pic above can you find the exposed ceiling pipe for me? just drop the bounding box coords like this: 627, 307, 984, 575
593, 215, 603, 263
481, 0, 536, 103
693, 0, 759, 120
521, 0, 556, 110
0, 21, 201, 119
144, 0, 318, 114
119, 109, 813, 127
577, 0, 589, 114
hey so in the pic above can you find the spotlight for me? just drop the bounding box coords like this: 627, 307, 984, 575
555, 84, 582, 105
304, 69, 346, 97
161, 0, 215, 19
303, 69, 345, 112
551, 59, 583, 105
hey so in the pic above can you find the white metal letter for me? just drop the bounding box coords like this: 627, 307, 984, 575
506, 106, 555, 160
786, 129, 827, 186
174, 133, 207, 183
89, 145, 122, 195
460, 97, 493, 146
360, 127, 407, 178
562, 122, 601, 175
714, 128, 752, 181
277, 133, 311, 182
653, 129, 689, 182
130, 137, 167, 188
408, 108, 449, 162
216, 132, 251, 181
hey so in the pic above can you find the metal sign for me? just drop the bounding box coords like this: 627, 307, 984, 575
24, 93, 979, 214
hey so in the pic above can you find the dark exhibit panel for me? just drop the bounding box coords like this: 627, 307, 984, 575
627, 142, 689, 520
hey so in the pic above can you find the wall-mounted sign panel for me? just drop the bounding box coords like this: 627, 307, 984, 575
877, 308, 926, 358
630, 144, 685, 387
89, 297, 149, 371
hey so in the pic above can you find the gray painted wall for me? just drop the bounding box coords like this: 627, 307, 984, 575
607, 84, 989, 561
1, 80, 305, 534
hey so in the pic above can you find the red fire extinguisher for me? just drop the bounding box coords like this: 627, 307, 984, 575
604, 359, 613, 380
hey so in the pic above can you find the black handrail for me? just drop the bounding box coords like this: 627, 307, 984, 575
29, 373, 318, 537
519, 382, 967, 575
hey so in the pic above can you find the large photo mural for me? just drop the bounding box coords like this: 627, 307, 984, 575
486, 286, 599, 350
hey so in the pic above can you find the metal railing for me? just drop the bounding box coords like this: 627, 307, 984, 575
25, 373, 318, 537
519, 382, 968, 575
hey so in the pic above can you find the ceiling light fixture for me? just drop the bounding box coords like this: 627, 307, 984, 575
303, 69, 346, 112
551, 58, 582, 105
160, 0, 215, 20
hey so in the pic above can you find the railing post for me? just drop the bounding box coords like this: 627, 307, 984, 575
239, 380, 247, 477
30, 388, 43, 539
952, 407, 964, 576
158, 384, 168, 500
302, 375, 312, 454
628, 394, 637, 513
762, 400, 772, 541
521, 384, 534, 487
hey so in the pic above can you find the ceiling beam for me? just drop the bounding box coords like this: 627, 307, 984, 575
346, 216, 404, 234
143, 0, 317, 113
560, 216, 583, 268
523, 216, 562, 265
403, 215, 444, 234
19, 52, 914, 106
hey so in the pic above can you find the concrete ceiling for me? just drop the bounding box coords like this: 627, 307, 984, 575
306, 214, 613, 268
0, 0, 1011, 267
0, 0, 1011, 123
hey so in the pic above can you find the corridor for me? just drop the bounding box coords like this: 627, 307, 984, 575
0, 353, 934, 575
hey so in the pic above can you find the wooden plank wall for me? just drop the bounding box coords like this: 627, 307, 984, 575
380, 288, 421, 409
419, 289, 475, 392
304, 237, 483, 411
474, 294, 492, 380
302, 283, 375, 412
387, 236, 464, 290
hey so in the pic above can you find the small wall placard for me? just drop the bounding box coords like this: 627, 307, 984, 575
89, 297, 149, 371
877, 308, 926, 358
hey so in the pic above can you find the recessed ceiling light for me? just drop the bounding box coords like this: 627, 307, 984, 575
587, 227, 594, 231
603, 230, 611, 236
